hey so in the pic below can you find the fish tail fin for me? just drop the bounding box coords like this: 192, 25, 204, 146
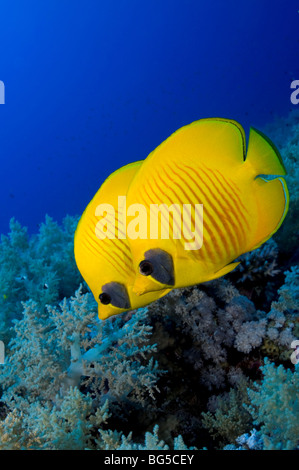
244, 127, 289, 251
248, 176, 289, 250
245, 127, 287, 176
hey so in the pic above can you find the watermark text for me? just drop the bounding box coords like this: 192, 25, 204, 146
290, 340, 299, 365
0, 81, 4, 104
0, 340, 4, 364
290, 80, 299, 105
95, 196, 204, 251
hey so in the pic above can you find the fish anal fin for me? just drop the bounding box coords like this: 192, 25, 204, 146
208, 262, 240, 281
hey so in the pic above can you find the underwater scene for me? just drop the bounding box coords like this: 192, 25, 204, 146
0, 0, 299, 453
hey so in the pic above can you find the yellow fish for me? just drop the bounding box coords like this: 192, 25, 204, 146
74, 161, 171, 320
124, 118, 289, 296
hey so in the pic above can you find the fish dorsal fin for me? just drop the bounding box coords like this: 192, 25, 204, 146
95, 160, 144, 203
76, 160, 143, 238
129, 119, 246, 190
125, 119, 247, 260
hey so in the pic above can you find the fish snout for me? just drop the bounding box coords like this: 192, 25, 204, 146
132, 285, 146, 296
132, 277, 148, 296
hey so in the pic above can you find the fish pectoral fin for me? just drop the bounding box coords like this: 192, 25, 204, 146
209, 261, 240, 281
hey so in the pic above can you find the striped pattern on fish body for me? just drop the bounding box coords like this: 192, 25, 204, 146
74, 160, 171, 320
132, 158, 253, 265
126, 118, 289, 294
75, 163, 140, 287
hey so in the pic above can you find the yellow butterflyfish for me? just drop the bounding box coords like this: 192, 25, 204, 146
124, 118, 289, 296
74, 161, 171, 320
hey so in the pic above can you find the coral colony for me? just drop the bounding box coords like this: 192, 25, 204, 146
0, 112, 298, 450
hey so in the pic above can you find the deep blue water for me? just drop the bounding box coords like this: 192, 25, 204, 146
0, 0, 298, 234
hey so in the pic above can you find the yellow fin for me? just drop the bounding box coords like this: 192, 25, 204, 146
248, 176, 289, 251
128, 118, 247, 191
245, 127, 287, 176
208, 261, 240, 282
102, 160, 144, 187
176, 261, 241, 287
75, 160, 143, 240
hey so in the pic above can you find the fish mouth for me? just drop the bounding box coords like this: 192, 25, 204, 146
132, 286, 146, 296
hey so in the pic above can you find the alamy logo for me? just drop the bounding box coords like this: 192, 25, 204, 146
95, 196, 204, 250
290, 80, 299, 105
0, 340, 4, 364
290, 340, 299, 365
0, 81, 4, 104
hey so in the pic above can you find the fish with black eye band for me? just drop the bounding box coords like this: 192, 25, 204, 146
74, 118, 289, 320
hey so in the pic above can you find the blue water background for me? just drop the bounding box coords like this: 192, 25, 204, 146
0, 0, 298, 234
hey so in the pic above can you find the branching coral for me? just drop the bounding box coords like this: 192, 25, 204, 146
223, 429, 264, 450
148, 279, 266, 391
0, 386, 194, 450
0, 286, 163, 449
236, 239, 280, 286
201, 379, 253, 445
144, 259, 299, 448
115, 424, 196, 450
0, 216, 83, 342
271, 266, 299, 314
261, 267, 299, 361
247, 360, 299, 450
0, 388, 110, 450
264, 110, 299, 255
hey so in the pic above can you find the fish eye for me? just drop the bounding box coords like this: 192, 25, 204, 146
139, 260, 154, 276
99, 292, 111, 305
141, 249, 175, 286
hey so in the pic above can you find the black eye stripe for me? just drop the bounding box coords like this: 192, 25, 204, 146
100, 282, 131, 309
142, 249, 175, 286
99, 292, 111, 305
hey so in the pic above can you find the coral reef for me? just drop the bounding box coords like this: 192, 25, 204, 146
264, 110, 299, 257
201, 379, 253, 445
0, 287, 164, 449
0, 216, 83, 342
223, 429, 264, 450
0, 111, 298, 450
247, 359, 299, 450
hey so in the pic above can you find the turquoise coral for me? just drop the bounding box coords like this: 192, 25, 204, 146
0, 215, 83, 342
247, 360, 299, 450
0, 112, 298, 450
